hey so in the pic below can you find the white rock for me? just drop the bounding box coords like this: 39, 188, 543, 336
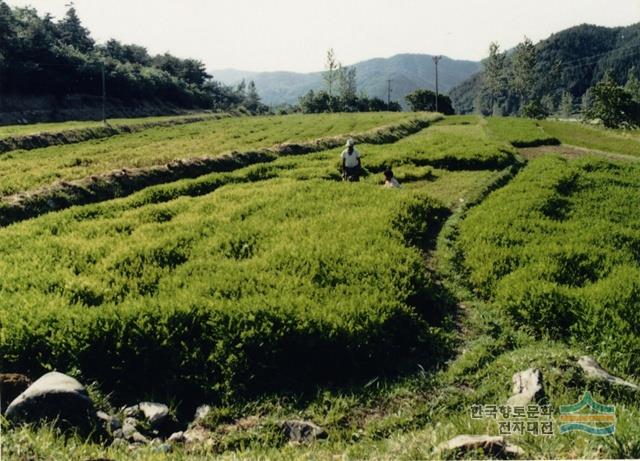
193, 404, 212, 424
139, 401, 169, 427
4, 371, 95, 432
437, 434, 524, 457
578, 356, 638, 390
506, 368, 543, 406
168, 431, 186, 444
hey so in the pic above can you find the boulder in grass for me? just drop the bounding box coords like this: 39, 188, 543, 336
281, 420, 327, 443
578, 356, 639, 390
436, 435, 524, 458
193, 404, 212, 425
5, 371, 96, 433
138, 402, 169, 427
506, 368, 544, 406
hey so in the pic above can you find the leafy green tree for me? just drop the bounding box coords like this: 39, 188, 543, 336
101, 39, 151, 66
243, 80, 267, 114
522, 99, 549, 119
337, 64, 357, 102
585, 72, 640, 128
511, 37, 537, 110
56, 3, 94, 52
483, 42, 507, 116
405, 88, 454, 114
560, 91, 574, 118
541, 94, 555, 115
323, 48, 338, 98
624, 67, 640, 103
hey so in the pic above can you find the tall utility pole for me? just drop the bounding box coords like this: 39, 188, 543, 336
432, 55, 442, 112
101, 61, 106, 124
387, 79, 392, 110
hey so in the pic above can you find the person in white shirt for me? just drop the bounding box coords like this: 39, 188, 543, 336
340, 138, 361, 181
383, 168, 401, 188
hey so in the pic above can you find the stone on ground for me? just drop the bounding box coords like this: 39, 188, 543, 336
281, 420, 327, 443
138, 401, 170, 427
4, 371, 95, 432
437, 434, 524, 458
578, 356, 638, 390
506, 368, 544, 406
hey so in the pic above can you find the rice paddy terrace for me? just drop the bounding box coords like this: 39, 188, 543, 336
2, 113, 640, 460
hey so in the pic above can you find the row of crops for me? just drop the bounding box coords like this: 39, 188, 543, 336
0, 115, 519, 403
0, 113, 415, 196
457, 155, 640, 376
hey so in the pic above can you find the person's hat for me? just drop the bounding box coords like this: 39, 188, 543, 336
345, 138, 355, 147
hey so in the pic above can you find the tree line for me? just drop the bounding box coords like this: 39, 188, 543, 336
296, 48, 453, 114
466, 28, 640, 127
0, 2, 265, 113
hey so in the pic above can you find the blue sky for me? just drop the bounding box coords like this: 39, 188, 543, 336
7, 0, 640, 72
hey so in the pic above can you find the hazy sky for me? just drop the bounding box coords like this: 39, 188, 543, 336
6, 0, 640, 72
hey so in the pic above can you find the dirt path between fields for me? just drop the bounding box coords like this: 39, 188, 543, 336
518, 143, 640, 162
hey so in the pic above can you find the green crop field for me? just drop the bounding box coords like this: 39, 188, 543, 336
540, 120, 640, 157
0, 114, 514, 401
0, 112, 416, 196
0, 113, 218, 138
485, 116, 560, 147
458, 155, 640, 375
3, 114, 640, 461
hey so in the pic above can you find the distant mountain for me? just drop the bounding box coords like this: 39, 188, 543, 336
212, 54, 482, 108
450, 22, 640, 114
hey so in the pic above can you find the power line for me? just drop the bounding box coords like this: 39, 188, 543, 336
550, 43, 640, 69
553, 46, 640, 73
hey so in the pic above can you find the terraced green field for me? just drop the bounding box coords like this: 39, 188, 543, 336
0, 112, 415, 196
3, 114, 640, 461
0, 113, 216, 138
458, 155, 640, 375
485, 116, 560, 147
0, 114, 513, 400
540, 120, 640, 157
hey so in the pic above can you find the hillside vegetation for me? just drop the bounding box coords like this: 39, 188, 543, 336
0, 2, 255, 123
450, 23, 640, 114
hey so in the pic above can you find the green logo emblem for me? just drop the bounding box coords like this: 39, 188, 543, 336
558, 392, 615, 435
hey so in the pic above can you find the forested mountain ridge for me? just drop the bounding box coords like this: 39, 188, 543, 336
213, 54, 482, 107
450, 22, 640, 114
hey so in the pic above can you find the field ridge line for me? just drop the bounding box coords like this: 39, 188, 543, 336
0, 115, 439, 226
0, 113, 232, 154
